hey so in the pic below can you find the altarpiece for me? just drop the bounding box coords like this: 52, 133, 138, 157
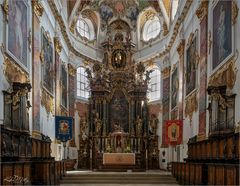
78, 31, 159, 170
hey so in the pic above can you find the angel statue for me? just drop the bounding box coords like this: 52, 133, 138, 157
135, 115, 143, 137
94, 113, 102, 136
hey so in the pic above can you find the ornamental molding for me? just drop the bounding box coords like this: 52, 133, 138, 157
232, 0, 239, 25
54, 37, 62, 54
161, 67, 171, 79
32, 0, 44, 17
186, 33, 194, 48
41, 88, 54, 115
1, 0, 8, 21
3, 56, 29, 84
196, 1, 208, 21
208, 50, 238, 90
68, 63, 77, 76
177, 39, 185, 57
185, 90, 198, 121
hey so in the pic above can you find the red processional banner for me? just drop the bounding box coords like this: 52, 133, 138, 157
165, 120, 183, 145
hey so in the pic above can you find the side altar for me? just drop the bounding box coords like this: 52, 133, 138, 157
78, 27, 159, 170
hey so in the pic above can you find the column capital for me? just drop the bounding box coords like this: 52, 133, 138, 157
177, 39, 185, 57
196, 1, 209, 21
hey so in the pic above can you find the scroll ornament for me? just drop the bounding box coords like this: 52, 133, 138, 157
185, 91, 198, 122
208, 50, 238, 90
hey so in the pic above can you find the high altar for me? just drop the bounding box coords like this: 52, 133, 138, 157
78, 30, 159, 170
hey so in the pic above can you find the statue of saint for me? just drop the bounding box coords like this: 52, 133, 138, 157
80, 117, 88, 140
135, 115, 143, 136
94, 113, 102, 136
149, 114, 158, 136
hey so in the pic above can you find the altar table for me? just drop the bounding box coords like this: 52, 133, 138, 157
103, 153, 135, 165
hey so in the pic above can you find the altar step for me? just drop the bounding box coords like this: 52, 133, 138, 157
60, 171, 178, 185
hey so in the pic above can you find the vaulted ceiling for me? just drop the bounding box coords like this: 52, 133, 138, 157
67, 0, 173, 29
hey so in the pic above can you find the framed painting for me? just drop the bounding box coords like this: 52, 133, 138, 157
41, 28, 54, 94
61, 64, 68, 108
171, 65, 178, 109
212, 1, 233, 70
186, 36, 197, 96
6, 0, 30, 71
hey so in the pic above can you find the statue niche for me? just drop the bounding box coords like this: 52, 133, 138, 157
110, 90, 129, 133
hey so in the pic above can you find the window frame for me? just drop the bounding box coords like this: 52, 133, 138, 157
76, 66, 90, 101
142, 16, 161, 42
147, 67, 161, 102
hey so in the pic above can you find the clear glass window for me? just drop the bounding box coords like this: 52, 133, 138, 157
77, 67, 90, 99
148, 67, 161, 101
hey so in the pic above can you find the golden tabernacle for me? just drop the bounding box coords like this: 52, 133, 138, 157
103, 153, 135, 165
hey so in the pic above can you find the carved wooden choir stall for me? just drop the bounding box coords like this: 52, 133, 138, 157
78, 31, 159, 170
172, 85, 239, 185
1, 82, 66, 185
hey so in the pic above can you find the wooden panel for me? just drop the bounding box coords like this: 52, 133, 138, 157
188, 145, 193, 159
206, 141, 211, 159
215, 165, 224, 185
24, 163, 31, 185
226, 137, 233, 159
189, 164, 195, 184
208, 165, 215, 185
14, 164, 23, 184
225, 165, 236, 185
185, 163, 189, 185
32, 140, 37, 157
192, 145, 196, 159
211, 141, 218, 159
2, 164, 13, 185
195, 164, 202, 185
236, 135, 240, 159
201, 142, 206, 159
181, 163, 185, 184
218, 139, 224, 159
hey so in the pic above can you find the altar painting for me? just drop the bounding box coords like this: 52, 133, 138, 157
171, 66, 178, 109
41, 29, 54, 94
186, 37, 197, 95
110, 90, 129, 132
7, 0, 29, 69
212, 1, 232, 70
61, 65, 68, 108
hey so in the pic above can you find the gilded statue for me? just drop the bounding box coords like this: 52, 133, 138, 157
135, 115, 143, 136
94, 113, 102, 136
149, 114, 158, 136
80, 117, 88, 140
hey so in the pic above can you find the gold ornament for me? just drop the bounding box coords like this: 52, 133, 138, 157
32, 0, 43, 17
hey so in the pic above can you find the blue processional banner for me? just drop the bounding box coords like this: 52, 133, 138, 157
55, 116, 73, 142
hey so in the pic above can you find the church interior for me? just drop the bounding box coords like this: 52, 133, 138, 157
0, 0, 240, 185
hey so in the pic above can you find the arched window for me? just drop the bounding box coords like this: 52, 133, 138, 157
143, 16, 161, 41
77, 67, 89, 99
76, 18, 95, 41
148, 67, 161, 101
76, 19, 90, 39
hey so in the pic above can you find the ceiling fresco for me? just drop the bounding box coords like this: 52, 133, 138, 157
73, 0, 162, 31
